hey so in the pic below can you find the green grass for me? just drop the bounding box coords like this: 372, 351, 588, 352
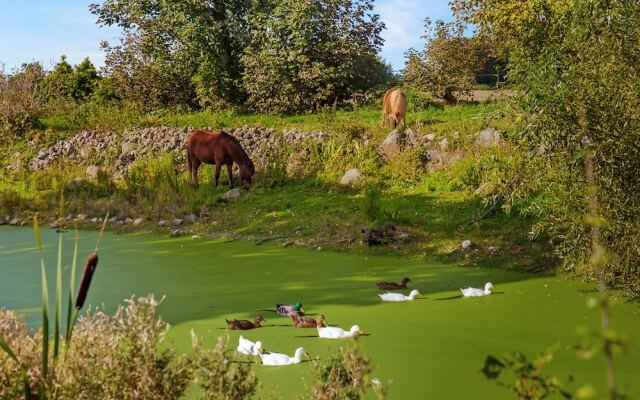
2, 227, 639, 399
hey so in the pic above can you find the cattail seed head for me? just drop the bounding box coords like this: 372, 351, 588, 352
75, 252, 99, 310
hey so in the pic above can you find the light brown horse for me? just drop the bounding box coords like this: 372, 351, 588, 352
381, 88, 407, 128
186, 129, 255, 189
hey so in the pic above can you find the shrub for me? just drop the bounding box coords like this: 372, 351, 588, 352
0, 63, 47, 141
192, 335, 258, 400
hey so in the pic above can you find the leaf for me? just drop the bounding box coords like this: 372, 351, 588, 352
481, 355, 505, 380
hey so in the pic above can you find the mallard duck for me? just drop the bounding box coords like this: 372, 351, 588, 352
292, 312, 326, 328
226, 315, 264, 330
376, 277, 411, 290
378, 289, 420, 302
317, 324, 362, 339
276, 302, 303, 316
460, 282, 494, 297
259, 347, 305, 366
237, 335, 263, 356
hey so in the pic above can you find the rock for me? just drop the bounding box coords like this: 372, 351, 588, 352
439, 138, 448, 150
476, 127, 501, 146
86, 165, 100, 180
487, 245, 499, 254
379, 129, 401, 157
172, 218, 183, 226
76, 214, 87, 221
124, 217, 133, 224
50, 223, 58, 229
405, 128, 419, 146
184, 214, 197, 223
462, 240, 473, 250
9, 218, 19, 225
158, 220, 167, 227
424, 133, 436, 142
222, 188, 241, 200
133, 217, 145, 226
121, 141, 137, 154
90, 217, 98, 223
66, 214, 74, 221
170, 229, 182, 237
109, 216, 117, 223
65, 178, 86, 191
191, 235, 201, 239
339, 168, 362, 186
0, 217, 6, 225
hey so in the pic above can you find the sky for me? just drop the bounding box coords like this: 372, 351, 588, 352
0, 0, 455, 72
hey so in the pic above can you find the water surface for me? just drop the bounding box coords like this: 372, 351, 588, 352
1, 226, 639, 399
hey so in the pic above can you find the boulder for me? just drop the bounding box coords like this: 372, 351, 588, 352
0, 217, 6, 225
124, 217, 133, 224
379, 129, 401, 157
76, 214, 88, 221
222, 188, 241, 200
172, 218, 183, 226
476, 127, 501, 146
170, 229, 182, 237
157, 220, 167, 227
9, 218, 19, 225
462, 240, 473, 250
133, 217, 145, 226
339, 168, 362, 186
86, 165, 100, 180
424, 133, 436, 142
121, 141, 137, 154
439, 138, 449, 150
65, 178, 86, 191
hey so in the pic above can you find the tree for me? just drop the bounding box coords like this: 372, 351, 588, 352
0, 63, 47, 140
241, 0, 387, 114
403, 19, 494, 102
42, 55, 74, 100
90, 0, 253, 109
70, 58, 99, 101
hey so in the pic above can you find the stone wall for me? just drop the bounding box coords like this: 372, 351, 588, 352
30, 126, 331, 174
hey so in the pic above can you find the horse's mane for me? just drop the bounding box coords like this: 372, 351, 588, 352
222, 132, 253, 168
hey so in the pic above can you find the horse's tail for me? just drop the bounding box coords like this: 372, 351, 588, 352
393, 90, 407, 124
186, 143, 192, 172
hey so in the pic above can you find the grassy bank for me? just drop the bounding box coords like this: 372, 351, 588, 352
1, 99, 551, 274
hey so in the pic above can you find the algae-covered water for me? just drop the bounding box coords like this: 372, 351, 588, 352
1, 226, 639, 399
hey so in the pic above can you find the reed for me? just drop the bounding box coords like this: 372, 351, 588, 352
0, 209, 108, 399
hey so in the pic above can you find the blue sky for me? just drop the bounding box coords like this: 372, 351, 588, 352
0, 0, 454, 72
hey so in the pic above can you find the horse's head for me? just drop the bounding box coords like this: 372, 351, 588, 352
240, 159, 256, 189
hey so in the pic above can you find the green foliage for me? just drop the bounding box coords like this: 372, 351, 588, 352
0, 63, 47, 140
403, 19, 494, 102
455, 0, 640, 298
242, 0, 387, 114
304, 345, 376, 400
482, 347, 572, 399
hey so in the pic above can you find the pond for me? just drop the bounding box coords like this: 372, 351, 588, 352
1, 226, 639, 399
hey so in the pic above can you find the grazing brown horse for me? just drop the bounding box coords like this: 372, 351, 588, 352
186, 129, 255, 189
381, 88, 407, 128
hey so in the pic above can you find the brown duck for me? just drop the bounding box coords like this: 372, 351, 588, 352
376, 277, 411, 290
291, 311, 326, 328
226, 315, 264, 330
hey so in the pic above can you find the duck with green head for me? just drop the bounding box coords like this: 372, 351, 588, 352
276, 302, 303, 316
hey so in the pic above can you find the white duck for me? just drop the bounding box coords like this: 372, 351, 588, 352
378, 289, 420, 302
460, 282, 494, 297
259, 347, 305, 366
237, 335, 263, 356
317, 324, 362, 339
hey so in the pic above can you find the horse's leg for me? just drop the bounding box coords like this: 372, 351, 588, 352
226, 164, 233, 189
214, 162, 221, 188
193, 159, 201, 187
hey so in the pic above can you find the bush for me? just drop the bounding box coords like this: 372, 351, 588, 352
0, 63, 47, 141
242, 0, 387, 114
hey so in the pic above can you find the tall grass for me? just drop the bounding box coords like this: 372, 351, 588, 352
0, 210, 107, 399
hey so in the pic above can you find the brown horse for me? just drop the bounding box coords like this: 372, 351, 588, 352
381, 88, 407, 128
186, 129, 255, 189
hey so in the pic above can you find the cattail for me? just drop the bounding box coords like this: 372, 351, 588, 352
75, 252, 99, 310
